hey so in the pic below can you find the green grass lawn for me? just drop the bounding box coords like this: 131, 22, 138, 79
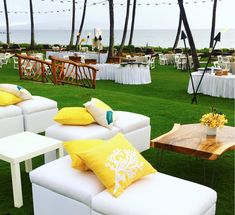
0, 60, 234, 215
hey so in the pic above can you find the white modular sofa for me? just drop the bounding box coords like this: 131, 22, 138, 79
0, 96, 58, 137
16, 96, 58, 133
30, 155, 217, 215
31, 111, 217, 215
45, 111, 151, 158
0, 105, 24, 138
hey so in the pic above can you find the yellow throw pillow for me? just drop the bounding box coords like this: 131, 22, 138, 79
0, 91, 22, 106
54, 107, 95, 125
77, 133, 156, 197
64, 139, 105, 171
0, 84, 32, 100
84, 98, 115, 129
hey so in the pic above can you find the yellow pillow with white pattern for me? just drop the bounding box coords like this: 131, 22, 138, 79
77, 133, 156, 197
0, 91, 22, 106
0, 84, 32, 100
64, 139, 105, 171
84, 98, 115, 128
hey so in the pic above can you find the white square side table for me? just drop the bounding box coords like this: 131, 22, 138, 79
0, 132, 63, 208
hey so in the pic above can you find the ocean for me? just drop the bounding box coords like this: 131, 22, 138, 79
0, 29, 234, 49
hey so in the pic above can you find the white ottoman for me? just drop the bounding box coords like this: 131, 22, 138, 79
45, 111, 151, 153
16, 96, 58, 133
92, 173, 217, 215
0, 105, 24, 138
30, 156, 105, 215
30, 156, 217, 215
114, 111, 151, 152
46, 123, 119, 141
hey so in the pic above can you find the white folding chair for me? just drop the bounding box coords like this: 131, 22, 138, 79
159, 54, 168, 65
13, 57, 19, 69
0, 53, 8, 65
149, 56, 156, 69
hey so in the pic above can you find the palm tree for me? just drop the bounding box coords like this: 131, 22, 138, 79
209, 0, 218, 48
29, 0, 35, 49
128, 0, 137, 46
75, 0, 88, 50
3, 0, 10, 45
178, 0, 199, 70
69, 0, 76, 49
107, 0, 114, 61
118, 0, 131, 55
173, 13, 182, 50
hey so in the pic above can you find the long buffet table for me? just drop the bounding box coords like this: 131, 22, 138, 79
188, 71, 235, 99
46, 51, 108, 64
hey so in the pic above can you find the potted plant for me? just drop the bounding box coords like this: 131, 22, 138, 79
200, 107, 228, 136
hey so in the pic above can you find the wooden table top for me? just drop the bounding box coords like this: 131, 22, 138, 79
151, 124, 235, 160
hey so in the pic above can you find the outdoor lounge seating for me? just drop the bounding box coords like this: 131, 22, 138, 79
16, 96, 58, 133
0, 105, 24, 138
0, 96, 58, 137
30, 149, 217, 215
44, 110, 151, 162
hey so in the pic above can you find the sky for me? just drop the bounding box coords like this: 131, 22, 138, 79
0, 0, 234, 30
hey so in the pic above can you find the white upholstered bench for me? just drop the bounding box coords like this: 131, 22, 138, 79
0, 105, 24, 138
16, 96, 58, 133
30, 155, 217, 215
0, 96, 58, 137
45, 111, 151, 154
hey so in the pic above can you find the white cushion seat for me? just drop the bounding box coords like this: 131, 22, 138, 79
45, 111, 151, 154
92, 173, 217, 215
30, 157, 217, 215
16, 96, 57, 114
30, 155, 105, 206
16, 96, 58, 133
114, 111, 150, 134
46, 123, 120, 142
0, 105, 24, 137
0, 105, 22, 118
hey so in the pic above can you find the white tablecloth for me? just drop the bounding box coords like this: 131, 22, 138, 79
114, 64, 151, 85
94, 64, 151, 85
95, 64, 118, 80
188, 72, 235, 99
46, 51, 108, 64
64, 63, 151, 85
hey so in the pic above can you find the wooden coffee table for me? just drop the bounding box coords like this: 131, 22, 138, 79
151, 124, 235, 160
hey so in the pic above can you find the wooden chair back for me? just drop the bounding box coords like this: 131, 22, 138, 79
85, 59, 97, 64
69, 56, 81, 63
107, 56, 121, 64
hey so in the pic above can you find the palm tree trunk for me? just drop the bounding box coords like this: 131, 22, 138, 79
178, 0, 199, 70
209, 0, 217, 48
128, 0, 137, 46
107, 0, 114, 61
173, 13, 182, 50
69, 0, 76, 49
29, 0, 35, 49
3, 0, 10, 45
75, 0, 87, 50
118, 0, 131, 55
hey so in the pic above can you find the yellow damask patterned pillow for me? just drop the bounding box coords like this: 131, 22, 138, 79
77, 133, 156, 197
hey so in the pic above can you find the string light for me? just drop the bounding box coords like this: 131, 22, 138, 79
0, 0, 219, 14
